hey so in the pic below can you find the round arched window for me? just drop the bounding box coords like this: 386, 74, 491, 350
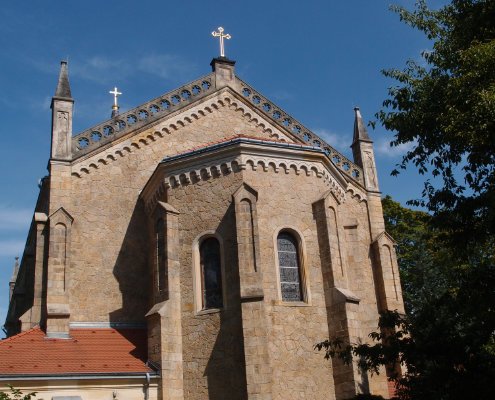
277, 231, 303, 302
200, 237, 223, 309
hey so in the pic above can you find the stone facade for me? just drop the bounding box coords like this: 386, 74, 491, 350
4, 57, 405, 400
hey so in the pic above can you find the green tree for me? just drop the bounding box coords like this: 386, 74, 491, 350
377, 0, 495, 247
381, 195, 432, 313
317, 1, 495, 398
0, 386, 36, 400
316, 197, 495, 400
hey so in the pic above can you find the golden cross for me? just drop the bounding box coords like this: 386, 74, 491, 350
211, 27, 231, 58
109, 87, 122, 109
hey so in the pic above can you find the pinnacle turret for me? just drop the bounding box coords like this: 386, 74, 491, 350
54, 61, 72, 99
50, 60, 74, 160
352, 107, 371, 144
350, 107, 379, 192
10, 256, 19, 283
9, 257, 19, 302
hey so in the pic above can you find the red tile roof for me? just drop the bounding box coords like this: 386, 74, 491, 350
0, 327, 153, 376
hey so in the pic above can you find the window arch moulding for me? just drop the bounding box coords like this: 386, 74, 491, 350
192, 231, 226, 315
273, 227, 311, 306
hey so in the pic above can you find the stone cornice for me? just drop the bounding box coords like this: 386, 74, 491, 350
70, 90, 292, 178
140, 137, 350, 213
68, 75, 364, 186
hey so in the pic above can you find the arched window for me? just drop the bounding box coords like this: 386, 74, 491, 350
200, 237, 223, 309
155, 218, 166, 292
277, 231, 303, 302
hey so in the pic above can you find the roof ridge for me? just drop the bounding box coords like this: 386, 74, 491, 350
0, 326, 41, 345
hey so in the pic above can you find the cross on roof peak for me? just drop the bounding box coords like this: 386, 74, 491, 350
211, 27, 231, 58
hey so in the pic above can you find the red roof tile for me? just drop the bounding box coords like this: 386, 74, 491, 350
0, 327, 153, 376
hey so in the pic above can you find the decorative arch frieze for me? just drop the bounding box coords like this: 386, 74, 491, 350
71, 92, 289, 178
142, 139, 349, 214
70, 87, 365, 186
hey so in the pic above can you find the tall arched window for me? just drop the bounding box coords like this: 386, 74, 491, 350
155, 218, 166, 292
277, 231, 303, 302
200, 237, 223, 309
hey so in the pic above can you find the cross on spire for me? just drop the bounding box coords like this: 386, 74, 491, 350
109, 87, 122, 117
211, 27, 231, 58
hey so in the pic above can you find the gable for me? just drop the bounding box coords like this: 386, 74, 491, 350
70, 90, 296, 178
70, 69, 364, 186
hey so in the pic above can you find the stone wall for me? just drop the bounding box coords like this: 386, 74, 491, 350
245, 167, 336, 400
43, 88, 394, 398
162, 163, 344, 399
66, 95, 293, 323
167, 170, 247, 399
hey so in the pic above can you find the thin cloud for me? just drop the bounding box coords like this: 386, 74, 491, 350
137, 54, 196, 80
313, 128, 352, 156
0, 206, 32, 231
375, 137, 415, 157
0, 240, 26, 257
29, 53, 197, 85
270, 90, 294, 102
25, 95, 51, 113
70, 56, 131, 84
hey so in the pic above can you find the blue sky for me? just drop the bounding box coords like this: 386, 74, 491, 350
0, 0, 446, 334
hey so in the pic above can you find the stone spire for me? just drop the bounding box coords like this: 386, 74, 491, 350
9, 257, 19, 302
54, 61, 72, 99
51, 61, 74, 161
350, 107, 379, 192
352, 106, 371, 144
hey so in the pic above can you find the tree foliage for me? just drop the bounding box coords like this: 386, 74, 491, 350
0, 386, 36, 400
317, 1, 495, 398
377, 0, 495, 247
316, 197, 495, 399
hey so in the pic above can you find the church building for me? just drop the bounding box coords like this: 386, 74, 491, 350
1, 34, 405, 400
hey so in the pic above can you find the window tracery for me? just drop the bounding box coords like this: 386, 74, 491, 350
277, 231, 303, 302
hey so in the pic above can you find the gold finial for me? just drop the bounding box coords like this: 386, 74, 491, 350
211, 27, 231, 58
109, 86, 122, 112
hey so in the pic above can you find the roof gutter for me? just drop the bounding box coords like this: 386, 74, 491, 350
0, 372, 160, 381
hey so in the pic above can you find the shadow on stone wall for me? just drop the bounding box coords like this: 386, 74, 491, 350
204, 203, 248, 400
313, 201, 371, 399
109, 200, 150, 324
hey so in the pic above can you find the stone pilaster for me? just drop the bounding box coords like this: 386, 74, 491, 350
371, 233, 405, 314
233, 182, 273, 400
19, 213, 48, 330
313, 190, 349, 289
313, 191, 364, 399
45, 207, 73, 338
32, 212, 48, 327
146, 201, 184, 400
